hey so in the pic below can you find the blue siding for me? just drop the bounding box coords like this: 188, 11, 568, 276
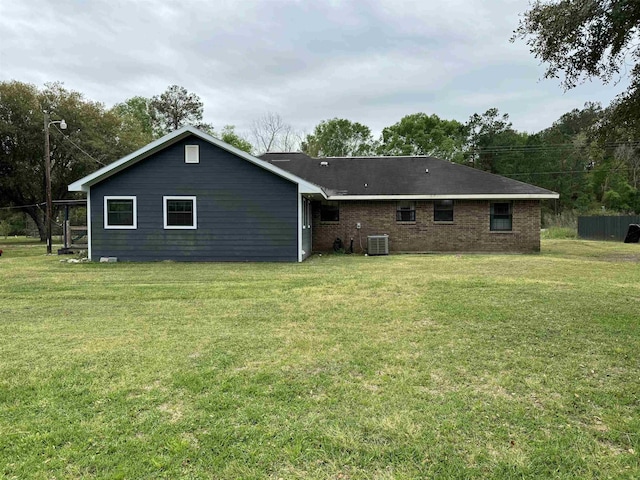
90, 136, 298, 261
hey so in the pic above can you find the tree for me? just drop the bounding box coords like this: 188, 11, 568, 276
537, 106, 605, 212
111, 96, 154, 143
212, 125, 253, 154
378, 113, 466, 161
149, 85, 205, 136
302, 118, 375, 157
0, 81, 148, 241
251, 112, 300, 154
466, 108, 514, 171
513, 1, 640, 121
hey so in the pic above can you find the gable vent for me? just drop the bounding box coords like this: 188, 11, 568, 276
367, 235, 389, 255
185, 145, 199, 164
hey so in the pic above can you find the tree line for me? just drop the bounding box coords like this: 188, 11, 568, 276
1, 81, 639, 241
3, 0, 640, 238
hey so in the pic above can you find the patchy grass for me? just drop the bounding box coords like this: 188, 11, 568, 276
1, 240, 639, 479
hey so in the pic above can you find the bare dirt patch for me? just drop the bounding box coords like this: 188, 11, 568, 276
158, 401, 184, 423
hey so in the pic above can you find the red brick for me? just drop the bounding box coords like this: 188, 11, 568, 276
311, 200, 540, 253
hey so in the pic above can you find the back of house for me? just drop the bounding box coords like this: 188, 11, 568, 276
69, 127, 558, 261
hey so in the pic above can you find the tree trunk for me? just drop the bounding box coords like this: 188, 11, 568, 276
23, 206, 46, 241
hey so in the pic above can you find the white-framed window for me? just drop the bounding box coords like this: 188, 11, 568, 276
396, 201, 416, 222
185, 145, 199, 164
490, 202, 512, 231
163, 196, 197, 229
434, 200, 454, 222
302, 198, 311, 229
104, 196, 137, 229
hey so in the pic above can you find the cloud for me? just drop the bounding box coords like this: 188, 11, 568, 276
0, 0, 627, 137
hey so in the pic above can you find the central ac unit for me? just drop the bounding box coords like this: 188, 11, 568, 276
367, 235, 389, 255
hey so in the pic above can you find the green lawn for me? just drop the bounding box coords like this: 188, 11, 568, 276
1, 240, 639, 479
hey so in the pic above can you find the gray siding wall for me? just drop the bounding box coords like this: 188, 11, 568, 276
90, 136, 298, 261
578, 215, 640, 241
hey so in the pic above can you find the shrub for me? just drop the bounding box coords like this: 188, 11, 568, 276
541, 227, 578, 239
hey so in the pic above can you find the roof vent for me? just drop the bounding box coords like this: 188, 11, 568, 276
425, 169, 429, 174
320, 161, 329, 166
364, 183, 368, 188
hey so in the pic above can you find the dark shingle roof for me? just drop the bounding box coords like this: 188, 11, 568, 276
259, 152, 557, 197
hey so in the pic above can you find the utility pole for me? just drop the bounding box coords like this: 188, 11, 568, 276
44, 111, 52, 254
43, 112, 66, 255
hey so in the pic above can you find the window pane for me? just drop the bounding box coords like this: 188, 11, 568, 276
396, 202, 416, 222
434, 200, 454, 222
167, 200, 194, 226
434, 210, 453, 222
396, 210, 416, 221
492, 203, 511, 216
320, 203, 339, 222
492, 217, 512, 230
490, 202, 512, 231
107, 200, 134, 226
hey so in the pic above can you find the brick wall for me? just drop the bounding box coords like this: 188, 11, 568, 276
311, 200, 541, 253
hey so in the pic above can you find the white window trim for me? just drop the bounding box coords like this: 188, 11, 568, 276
185, 145, 199, 163
163, 196, 197, 230
104, 195, 137, 229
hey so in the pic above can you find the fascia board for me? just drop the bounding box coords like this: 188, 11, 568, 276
326, 193, 560, 200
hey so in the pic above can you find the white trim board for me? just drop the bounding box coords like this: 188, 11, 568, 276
163, 196, 198, 230
297, 187, 302, 263
103, 195, 137, 229
87, 191, 92, 260
326, 193, 559, 201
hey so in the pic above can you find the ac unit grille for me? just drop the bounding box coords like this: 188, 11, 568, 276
367, 235, 389, 255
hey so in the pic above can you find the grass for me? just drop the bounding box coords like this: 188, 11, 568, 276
1, 239, 639, 479
541, 227, 578, 240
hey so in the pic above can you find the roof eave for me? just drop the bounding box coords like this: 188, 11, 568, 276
326, 193, 560, 200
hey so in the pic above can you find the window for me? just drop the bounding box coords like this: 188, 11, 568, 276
396, 201, 416, 222
434, 200, 454, 222
320, 201, 339, 222
104, 196, 136, 229
185, 145, 199, 163
164, 196, 197, 229
302, 198, 311, 229
490, 202, 512, 231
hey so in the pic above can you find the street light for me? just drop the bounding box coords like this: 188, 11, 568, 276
44, 112, 67, 254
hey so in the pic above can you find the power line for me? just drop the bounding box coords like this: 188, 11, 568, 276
502, 166, 637, 177
51, 124, 106, 166
0, 202, 45, 211
42, 94, 107, 167
472, 141, 640, 154
474, 141, 640, 150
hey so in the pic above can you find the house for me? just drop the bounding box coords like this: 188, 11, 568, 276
259, 152, 559, 254
69, 126, 558, 262
68, 126, 325, 262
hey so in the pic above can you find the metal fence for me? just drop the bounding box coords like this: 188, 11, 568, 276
578, 215, 640, 241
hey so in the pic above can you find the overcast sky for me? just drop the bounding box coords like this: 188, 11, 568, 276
0, 0, 628, 138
